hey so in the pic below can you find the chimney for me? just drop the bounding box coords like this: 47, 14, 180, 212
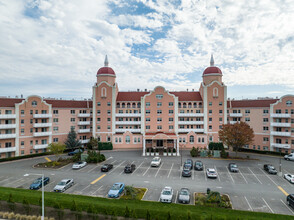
137, 89, 139, 92
145, 89, 147, 92
192, 89, 194, 91
21, 94, 23, 98
187, 89, 188, 91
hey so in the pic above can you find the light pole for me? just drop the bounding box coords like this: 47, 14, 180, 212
24, 173, 44, 220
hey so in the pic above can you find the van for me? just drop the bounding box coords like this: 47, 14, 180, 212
287, 194, 294, 208
284, 153, 294, 161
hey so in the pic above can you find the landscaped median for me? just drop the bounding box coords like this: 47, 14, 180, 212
0, 186, 292, 220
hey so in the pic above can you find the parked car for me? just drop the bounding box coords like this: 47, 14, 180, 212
284, 153, 294, 161
284, 174, 294, 184
287, 194, 294, 208
72, 161, 87, 169
185, 159, 193, 169
151, 157, 161, 167
68, 149, 83, 156
206, 168, 218, 178
101, 164, 113, 172
53, 179, 74, 192
194, 160, 203, 171
108, 182, 125, 198
264, 164, 277, 174
228, 163, 239, 172
182, 164, 192, 177
124, 164, 136, 173
160, 186, 173, 203
178, 188, 190, 204
29, 177, 50, 190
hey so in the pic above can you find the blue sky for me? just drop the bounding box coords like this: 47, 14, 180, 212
0, 0, 294, 100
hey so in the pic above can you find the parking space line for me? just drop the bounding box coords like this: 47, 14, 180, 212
280, 199, 294, 215
155, 162, 163, 177
244, 196, 253, 211
278, 186, 289, 196
87, 163, 102, 173
238, 170, 248, 184
214, 166, 220, 182
204, 165, 207, 181
15, 178, 35, 188
167, 163, 173, 178
108, 161, 125, 174
248, 168, 262, 184
90, 174, 106, 185
143, 165, 151, 176
174, 190, 178, 203
262, 198, 274, 213
80, 184, 91, 193
260, 168, 278, 186
192, 170, 194, 180
226, 167, 235, 183
5, 178, 25, 186
0, 176, 14, 184
131, 161, 144, 175
91, 185, 103, 195
45, 180, 56, 188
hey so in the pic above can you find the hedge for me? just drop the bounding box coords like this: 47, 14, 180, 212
98, 142, 113, 151
208, 142, 224, 151
239, 148, 287, 156
0, 152, 52, 163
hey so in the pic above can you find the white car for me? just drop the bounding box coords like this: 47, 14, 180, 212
284, 174, 294, 184
151, 157, 161, 167
206, 168, 218, 178
160, 186, 173, 203
284, 153, 294, 161
72, 161, 87, 169
53, 179, 74, 192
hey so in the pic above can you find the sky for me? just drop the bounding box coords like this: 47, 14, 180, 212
0, 0, 294, 100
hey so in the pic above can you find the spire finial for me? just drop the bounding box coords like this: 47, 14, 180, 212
104, 55, 109, 67
210, 54, 214, 67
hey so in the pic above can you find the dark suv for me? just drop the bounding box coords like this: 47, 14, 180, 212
228, 163, 239, 172
194, 161, 203, 171
184, 159, 193, 169
124, 164, 136, 173
264, 164, 277, 175
287, 194, 294, 208
182, 164, 192, 177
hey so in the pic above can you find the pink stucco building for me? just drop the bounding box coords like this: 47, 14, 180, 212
0, 55, 294, 158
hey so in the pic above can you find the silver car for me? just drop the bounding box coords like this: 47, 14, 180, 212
160, 186, 173, 203
151, 157, 161, 167
178, 188, 190, 204
206, 168, 218, 178
53, 179, 74, 192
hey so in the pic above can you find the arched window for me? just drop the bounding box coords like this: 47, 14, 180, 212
132, 103, 136, 108
183, 103, 187, 108
286, 100, 292, 106
101, 87, 107, 97
127, 103, 131, 108
115, 137, 118, 143
213, 87, 218, 97
32, 101, 37, 107
188, 102, 192, 108
178, 103, 182, 108
190, 135, 194, 143
126, 135, 130, 143
137, 103, 141, 108
134, 137, 137, 143
138, 137, 141, 142
116, 103, 120, 108
193, 103, 197, 108
122, 103, 125, 108
198, 137, 201, 143
97, 136, 101, 142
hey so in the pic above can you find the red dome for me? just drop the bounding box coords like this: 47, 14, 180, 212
203, 66, 222, 75
97, 67, 116, 76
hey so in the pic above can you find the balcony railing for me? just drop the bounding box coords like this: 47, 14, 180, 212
78, 129, 91, 133
229, 113, 243, 117
115, 129, 141, 133
78, 121, 91, 125
33, 144, 48, 150
0, 134, 16, 139
0, 114, 16, 119
78, 113, 91, 117
80, 139, 90, 144
271, 122, 291, 127
178, 121, 204, 125
0, 124, 16, 129
33, 114, 52, 118
270, 113, 291, 118
271, 143, 290, 149
178, 129, 204, 133
229, 121, 239, 124
33, 132, 52, 137
178, 113, 204, 117
115, 121, 141, 125
0, 147, 16, 153
115, 113, 141, 117
270, 131, 291, 137
33, 123, 52, 128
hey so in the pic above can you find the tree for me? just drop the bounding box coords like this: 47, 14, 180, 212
65, 127, 81, 150
48, 143, 66, 160
219, 122, 254, 157
87, 137, 99, 151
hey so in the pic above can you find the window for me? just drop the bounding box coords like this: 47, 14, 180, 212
146, 118, 150, 121
169, 110, 173, 114
107, 118, 111, 121
70, 110, 75, 114
219, 110, 223, 114
219, 117, 223, 121
146, 102, 150, 107
107, 110, 111, 115
21, 119, 24, 124
157, 118, 162, 122
118, 110, 123, 113
169, 118, 173, 121
157, 110, 162, 114
115, 137, 118, 143
263, 137, 269, 141
53, 138, 58, 142
126, 135, 130, 143
209, 125, 212, 129
262, 118, 268, 122
219, 102, 223, 106
146, 110, 150, 114
101, 87, 107, 97
245, 118, 250, 122
263, 146, 268, 150
53, 127, 58, 131
156, 94, 163, 99
30, 128, 33, 133
275, 109, 281, 113
157, 102, 162, 107
146, 126, 150, 129
169, 102, 173, 106
21, 110, 24, 115
53, 118, 58, 123
213, 87, 218, 97
107, 126, 111, 130
157, 125, 162, 130
30, 110, 33, 115
97, 118, 100, 122
209, 118, 212, 121
245, 110, 250, 114
97, 126, 100, 130
70, 118, 75, 122
209, 110, 212, 114
263, 109, 269, 114
41, 110, 47, 114
183, 138, 186, 143
263, 127, 269, 131
190, 135, 194, 143
53, 110, 58, 114
107, 102, 111, 106
21, 129, 24, 134
97, 102, 101, 106
119, 137, 122, 143
286, 100, 292, 106
21, 141, 24, 146
97, 110, 101, 115
134, 137, 137, 143
107, 136, 111, 142
32, 101, 37, 106
209, 102, 212, 106
291, 109, 294, 114
169, 125, 173, 129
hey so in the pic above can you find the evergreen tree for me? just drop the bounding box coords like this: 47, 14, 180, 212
65, 127, 81, 150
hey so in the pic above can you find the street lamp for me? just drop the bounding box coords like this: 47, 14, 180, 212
24, 173, 44, 220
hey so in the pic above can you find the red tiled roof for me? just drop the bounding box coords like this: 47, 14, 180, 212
97, 67, 115, 75
228, 99, 279, 108
0, 98, 24, 107
170, 92, 202, 101
116, 92, 149, 101
203, 66, 222, 75
145, 132, 176, 136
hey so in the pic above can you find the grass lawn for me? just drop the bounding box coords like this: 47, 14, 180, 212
0, 187, 293, 220
120, 187, 147, 200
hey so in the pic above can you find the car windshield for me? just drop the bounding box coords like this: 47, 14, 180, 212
196, 162, 202, 166
152, 158, 159, 162
102, 165, 108, 168
76, 162, 83, 165
111, 184, 120, 190
58, 181, 66, 186
162, 190, 171, 195
33, 180, 41, 184
268, 166, 275, 169
231, 164, 237, 168
180, 190, 189, 195
209, 170, 215, 173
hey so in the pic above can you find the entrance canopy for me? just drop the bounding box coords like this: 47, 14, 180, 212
145, 132, 177, 140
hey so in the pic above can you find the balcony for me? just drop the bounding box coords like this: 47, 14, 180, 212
229, 121, 239, 124
78, 113, 91, 117
0, 114, 16, 119
115, 129, 141, 133
115, 113, 141, 117
271, 122, 291, 127
178, 129, 204, 133
78, 129, 91, 133
270, 113, 291, 118
115, 121, 141, 125
33, 123, 52, 128
80, 139, 90, 144
178, 113, 204, 117
78, 121, 91, 125
0, 124, 16, 129
229, 113, 243, 117
178, 121, 204, 125
0, 147, 16, 153
33, 114, 52, 118
0, 134, 16, 139
270, 131, 291, 137
271, 143, 290, 149
33, 144, 48, 150
33, 132, 52, 137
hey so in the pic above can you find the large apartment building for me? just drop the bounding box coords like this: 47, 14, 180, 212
0, 56, 294, 158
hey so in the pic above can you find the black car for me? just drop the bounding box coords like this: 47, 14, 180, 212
228, 163, 239, 172
29, 177, 50, 190
287, 194, 294, 208
101, 164, 113, 172
124, 164, 136, 173
264, 164, 277, 175
184, 159, 193, 169
182, 164, 192, 177
194, 161, 203, 171
68, 148, 83, 156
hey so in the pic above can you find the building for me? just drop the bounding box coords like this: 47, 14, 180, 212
0, 55, 294, 158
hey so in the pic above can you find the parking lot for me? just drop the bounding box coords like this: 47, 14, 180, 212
0, 150, 293, 216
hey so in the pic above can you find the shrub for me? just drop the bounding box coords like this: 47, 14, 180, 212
87, 205, 94, 213
190, 147, 199, 157
98, 142, 113, 151
124, 206, 130, 218
220, 149, 228, 158
208, 142, 224, 151
71, 200, 77, 211
99, 154, 106, 162
124, 186, 136, 199
72, 152, 82, 162
86, 151, 99, 163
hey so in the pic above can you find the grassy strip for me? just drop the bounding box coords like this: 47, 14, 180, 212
0, 187, 292, 220
120, 188, 147, 200
0, 152, 52, 163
